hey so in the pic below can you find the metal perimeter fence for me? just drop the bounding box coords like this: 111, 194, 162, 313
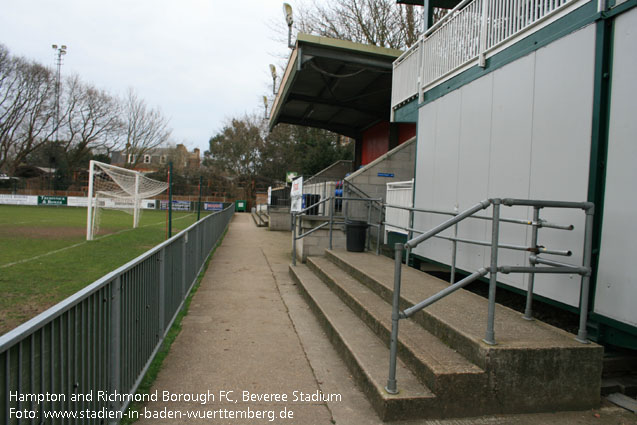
0, 205, 234, 425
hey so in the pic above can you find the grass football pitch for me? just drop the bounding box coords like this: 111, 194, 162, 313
0, 204, 208, 336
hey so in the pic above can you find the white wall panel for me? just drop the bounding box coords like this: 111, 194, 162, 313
429, 90, 463, 264
414, 102, 438, 262
456, 75, 494, 272
487, 54, 536, 290
528, 24, 596, 306
413, 24, 600, 307
594, 8, 637, 326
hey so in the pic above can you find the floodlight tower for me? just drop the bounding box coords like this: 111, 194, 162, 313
283, 3, 294, 49
263, 96, 269, 119
269, 64, 277, 95
51, 44, 67, 141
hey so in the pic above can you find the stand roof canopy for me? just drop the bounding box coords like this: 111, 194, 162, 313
268, 34, 402, 139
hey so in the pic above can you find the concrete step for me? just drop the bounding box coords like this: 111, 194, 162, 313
289, 264, 438, 421
251, 211, 267, 227
323, 249, 604, 414
306, 256, 488, 411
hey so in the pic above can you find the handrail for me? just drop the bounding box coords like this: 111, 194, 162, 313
381, 220, 572, 256
384, 202, 574, 230
405, 200, 491, 248
292, 194, 383, 265
385, 198, 595, 395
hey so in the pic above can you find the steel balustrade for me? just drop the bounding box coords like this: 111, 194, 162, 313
0, 206, 233, 424
292, 196, 383, 266
384, 198, 595, 395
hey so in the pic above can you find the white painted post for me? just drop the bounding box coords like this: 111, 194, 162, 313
86, 160, 95, 240
133, 173, 140, 228
479, 0, 489, 67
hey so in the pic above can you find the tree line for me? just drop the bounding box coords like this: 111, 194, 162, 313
0, 43, 171, 180
204, 114, 353, 201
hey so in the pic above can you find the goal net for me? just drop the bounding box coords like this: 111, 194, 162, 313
86, 160, 169, 240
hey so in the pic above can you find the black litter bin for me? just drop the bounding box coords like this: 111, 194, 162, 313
345, 220, 368, 252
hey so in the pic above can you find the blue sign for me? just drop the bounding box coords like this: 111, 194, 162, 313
377, 173, 395, 178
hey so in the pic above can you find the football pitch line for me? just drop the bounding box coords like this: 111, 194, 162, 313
0, 219, 55, 226
0, 213, 195, 269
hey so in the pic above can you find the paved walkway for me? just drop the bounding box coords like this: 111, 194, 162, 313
137, 214, 635, 425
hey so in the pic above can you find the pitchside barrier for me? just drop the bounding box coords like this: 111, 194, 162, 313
0, 205, 234, 424
0, 195, 229, 211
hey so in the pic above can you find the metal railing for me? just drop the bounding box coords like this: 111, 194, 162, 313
391, 0, 584, 108
269, 186, 291, 209
291, 196, 383, 266
343, 180, 384, 230
391, 39, 422, 110
384, 180, 414, 244
0, 205, 234, 424
385, 198, 594, 394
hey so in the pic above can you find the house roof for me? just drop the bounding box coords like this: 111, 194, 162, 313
268, 33, 402, 139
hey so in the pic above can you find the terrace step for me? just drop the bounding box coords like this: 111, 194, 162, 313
251, 211, 268, 227
292, 248, 604, 419
289, 264, 438, 421
306, 256, 487, 408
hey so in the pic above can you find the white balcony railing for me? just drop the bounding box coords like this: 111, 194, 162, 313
392, 0, 586, 111
391, 40, 423, 109
384, 180, 414, 242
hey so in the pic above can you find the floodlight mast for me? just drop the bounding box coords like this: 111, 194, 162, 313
269, 64, 277, 95
51, 44, 67, 142
263, 96, 269, 119
283, 3, 294, 49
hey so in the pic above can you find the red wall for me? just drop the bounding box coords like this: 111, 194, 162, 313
398, 123, 416, 144
361, 122, 389, 165
360, 122, 417, 166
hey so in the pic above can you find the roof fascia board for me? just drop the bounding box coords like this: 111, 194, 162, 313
269, 46, 300, 131
301, 44, 397, 70
296, 33, 402, 59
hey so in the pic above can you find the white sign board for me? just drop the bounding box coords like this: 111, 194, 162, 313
290, 177, 303, 212
267, 186, 272, 205
0, 194, 37, 205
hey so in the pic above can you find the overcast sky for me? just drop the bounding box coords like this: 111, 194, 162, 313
0, 0, 297, 153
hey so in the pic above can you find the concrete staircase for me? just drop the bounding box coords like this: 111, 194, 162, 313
289, 249, 604, 421
251, 210, 268, 227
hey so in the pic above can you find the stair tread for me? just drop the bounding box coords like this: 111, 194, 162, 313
309, 256, 484, 376
291, 264, 435, 401
326, 249, 594, 349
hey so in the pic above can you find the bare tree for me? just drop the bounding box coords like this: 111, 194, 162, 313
0, 45, 57, 174
123, 88, 171, 168
296, 0, 423, 49
57, 75, 123, 173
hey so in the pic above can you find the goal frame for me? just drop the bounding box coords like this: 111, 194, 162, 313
86, 160, 166, 240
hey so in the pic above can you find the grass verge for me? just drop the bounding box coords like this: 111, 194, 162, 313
120, 226, 229, 425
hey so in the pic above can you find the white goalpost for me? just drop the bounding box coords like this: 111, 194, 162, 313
86, 160, 169, 240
